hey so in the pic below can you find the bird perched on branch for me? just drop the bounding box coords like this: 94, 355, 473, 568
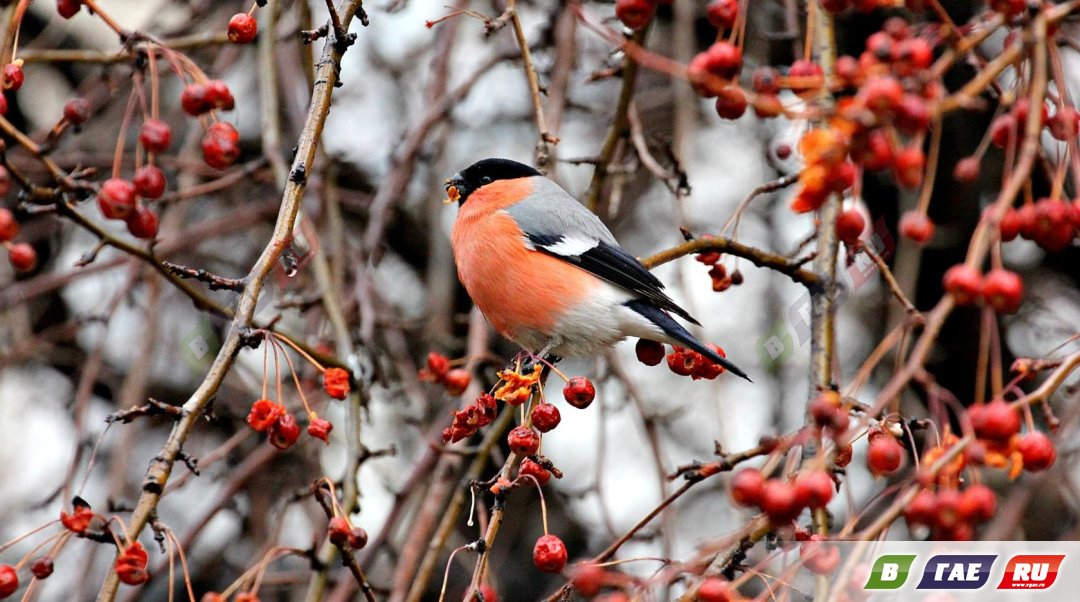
445, 158, 750, 381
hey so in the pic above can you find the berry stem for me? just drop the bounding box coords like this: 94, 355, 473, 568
261, 339, 269, 400
112, 87, 139, 180
437, 545, 468, 602
147, 42, 160, 121
13, 530, 66, 571
164, 529, 196, 602
914, 117, 943, 215
273, 337, 315, 415
270, 331, 326, 371
82, 0, 128, 39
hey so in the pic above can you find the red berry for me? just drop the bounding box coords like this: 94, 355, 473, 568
563, 376, 596, 409
519, 457, 551, 486
942, 264, 982, 305
0, 94, 6, 116
904, 489, 936, 527
706, 0, 738, 30
125, 205, 159, 239
760, 480, 802, 524
2, 64, 23, 92
1049, 106, 1080, 141
57, 0, 82, 19
820, 0, 852, 13
971, 399, 1020, 441
530, 403, 561, 432
1018, 431, 1056, 471
980, 269, 1023, 314
730, 468, 765, 507
751, 67, 780, 95
953, 156, 980, 183
999, 207, 1022, 241
899, 211, 934, 244
570, 563, 607, 597
990, 113, 1017, 148
0, 565, 17, 598
328, 516, 351, 546
508, 425, 540, 456
859, 76, 903, 116
426, 352, 451, 380
932, 489, 963, 531
133, 165, 166, 199
63, 97, 91, 125
896, 94, 931, 133
228, 13, 258, 44
666, 348, 700, 376
635, 339, 665, 366
800, 538, 841, 574
347, 527, 368, 549
307, 416, 333, 444
697, 577, 735, 601
139, 119, 172, 154
323, 367, 350, 399
205, 80, 234, 110
478, 584, 497, 602
202, 130, 241, 170
894, 38, 933, 76
958, 483, 997, 522
714, 87, 748, 120
705, 42, 743, 80
614, 0, 656, 30
788, 59, 824, 93
835, 209, 866, 245
115, 542, 149, 586
0, 208, 18, 242
443, 368, 471, 396
793, 471, 833, 508
269, 413, 301, 449
30, 558, 53, 580
8, 242, 37, 272
98, 178, 137, 219
532, 534, 568, 573
866, 436, 903, 476
244, 400, 280, 435
0, 167, 10, 198
752, 93, 783, 118
208, 121, 239, 141
181, 83, 212, 116
893, 147, 926, 188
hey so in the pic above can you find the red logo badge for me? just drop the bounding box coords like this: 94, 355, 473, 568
997, 555, 1064, 590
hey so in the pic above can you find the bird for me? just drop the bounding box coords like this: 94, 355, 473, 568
445, 157, 750, 381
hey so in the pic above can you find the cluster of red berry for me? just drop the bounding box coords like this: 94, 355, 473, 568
419, 352, 472, 395
244, 365, 347, 449
327, 515, 369, 550
943, 265, 1024, 314
730, 466, 834, 526
988, 197, 1080, 253
634, 338, 730, 381
695, 246, 744, 292
0, 207, 36, 272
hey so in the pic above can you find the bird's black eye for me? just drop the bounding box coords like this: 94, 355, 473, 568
480, 176, 492, 185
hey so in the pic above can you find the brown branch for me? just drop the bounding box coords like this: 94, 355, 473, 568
161, 261, 245, 292
94, 1, 369, 598
641, 237, 820, 288
859, 244, 918, 316
505, 0, 556, 169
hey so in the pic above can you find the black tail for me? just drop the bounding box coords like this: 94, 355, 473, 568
625, 300, 752, 382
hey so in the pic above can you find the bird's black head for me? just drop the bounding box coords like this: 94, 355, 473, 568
445, 158, 541, 205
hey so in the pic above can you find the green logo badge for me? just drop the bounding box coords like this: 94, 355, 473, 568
864, 554, 917, 590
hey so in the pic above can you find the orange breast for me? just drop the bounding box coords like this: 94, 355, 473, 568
451, 182, 597, 340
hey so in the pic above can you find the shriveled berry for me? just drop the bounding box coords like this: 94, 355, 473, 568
98, 178, 137, 219
866, 436, 903, 476
323, 367, 350, 399
563, 376, 595, 409
269, 413, 301, 449
115, 542, 149, 586
508, 425, 540, 456
125, 205, 159, 239
942, 264, 981, 305
530, 403, 561, 432
635, 339, 665, 366
980, 269, 1023, 314
2, 63, 24, 92
899, 211, 934, 244
1018, 431, 1056, 471
519, 457, 551, 486
228, 13, 258, 44
532, 534, 568, 573
133, 165, 166, 199
139, 119, 172, 154
307, 416, 333, 444
730, 468, 765, 507
63, 98, 91, 125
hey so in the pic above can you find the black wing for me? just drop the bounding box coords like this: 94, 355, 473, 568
527, 233, 701, 325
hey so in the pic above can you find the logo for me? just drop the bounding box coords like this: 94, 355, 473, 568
997, 555, 1064, 590
916, 555, 996, 589
864, 554, 917, 590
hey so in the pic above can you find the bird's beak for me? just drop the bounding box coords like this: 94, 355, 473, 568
444, 174, 466, 205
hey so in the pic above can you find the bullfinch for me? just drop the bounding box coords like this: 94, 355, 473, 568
446, 158, 750, 381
